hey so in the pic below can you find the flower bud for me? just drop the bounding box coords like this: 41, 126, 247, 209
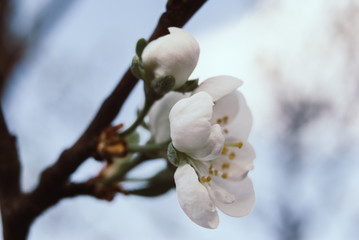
141, 27, 200, 89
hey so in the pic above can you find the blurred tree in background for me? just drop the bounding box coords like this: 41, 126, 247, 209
1, 0, 359, 239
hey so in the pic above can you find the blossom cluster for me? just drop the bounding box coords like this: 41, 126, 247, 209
137, 27, 255, 229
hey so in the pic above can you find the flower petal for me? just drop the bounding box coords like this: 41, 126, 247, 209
142, 27, 200, 88
170, 92, 213, 152
149, 92, 187, 143
220, 91, 253, 140
187, 124, 224, 161
170, 92, 225, 161
212, 177, 255, 217
210, 91, 239, 126
207, 180, 235, 204
193, 75, 243, 102
212, 140, 255, 180
174, 164, 219, 229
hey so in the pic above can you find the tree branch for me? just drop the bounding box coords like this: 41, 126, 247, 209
0, 0, 207, 239
32, 0, 207, 210
0, 106, 21, 201
61, 179, 127, 200
0, 105, 22, 240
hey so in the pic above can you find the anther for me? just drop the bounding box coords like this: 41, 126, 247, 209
222, 163, 230, 169
221, 147, 228, 155
229, 152, 235, 160
217, 119, 222, 124
206, 176, 212, 182
201, 176, 206, 183
214, 169, 218, 176
222, 173, 228, 179
223, 129, 228, 134
223, 116, 229, 124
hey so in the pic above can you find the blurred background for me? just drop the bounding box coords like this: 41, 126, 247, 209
1, 0, 359, 239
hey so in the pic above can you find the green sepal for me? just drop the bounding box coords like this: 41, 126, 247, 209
167, 143, 180, 167
151, 75, 175, 95
127, 168, 175, 197
174, 79, 199, 93
131, 56, 145, 79
136, 38, 147, 59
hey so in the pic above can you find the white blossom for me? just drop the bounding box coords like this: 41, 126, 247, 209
141, 27, 200, 89
170, 76, 256, 229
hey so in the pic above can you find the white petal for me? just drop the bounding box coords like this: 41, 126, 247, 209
142, 27, 200, 88
222, 91, 253, 140
174, 164, 219, 229
170, 92, 213, 152
212, 140, 255, 180
209, 91, 252, 140
187, 124, 224, 161
207, 181, 235, 204
213, 177, 255, 217
193, 76, 243, 102
149, 92, 187, 143
210, 91, 239, 126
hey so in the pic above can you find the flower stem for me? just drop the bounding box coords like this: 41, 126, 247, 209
120, 98, 154, 137
127, 141, 170, 153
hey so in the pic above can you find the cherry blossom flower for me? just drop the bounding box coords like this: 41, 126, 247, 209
170, 76, 256, 229
141, 27, 200, 89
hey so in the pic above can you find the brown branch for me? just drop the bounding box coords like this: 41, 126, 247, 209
0, 4, 26, 238
0, 106, 22, 240
31, 0, 208, 211
0, 0, 207, 239
61, 179, 128, 200
0, 107, 20, 199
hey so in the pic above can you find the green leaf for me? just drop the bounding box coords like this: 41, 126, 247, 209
174, 79, 199, 93
151, 75, 175, 95
136, 38, 147, 59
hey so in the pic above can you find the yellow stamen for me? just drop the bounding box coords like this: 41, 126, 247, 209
214, 169, 218, 176
229, 152, 235, 160
221, 147, 228, 155
217, 119, 222, 124
224, 142, 243, 149
222, 163, 230, 169
223, 116, 229, 124
201, 176, 206, 183
209, 169, 213, 175
206, 176, 212, 182
223, 129, 228, 134
222, 173, 228, 179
